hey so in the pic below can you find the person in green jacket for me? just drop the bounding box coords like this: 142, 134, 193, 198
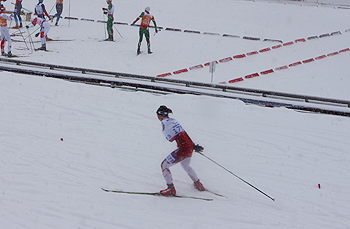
102, 0, 114, 41
131, 6, 158, 54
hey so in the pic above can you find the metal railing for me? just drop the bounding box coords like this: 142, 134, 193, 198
1, 57, 350, 117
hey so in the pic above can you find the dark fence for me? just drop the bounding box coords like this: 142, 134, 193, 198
1, 58, 350, 117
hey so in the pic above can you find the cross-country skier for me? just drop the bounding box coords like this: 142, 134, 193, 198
156, 105, 205, 196
34, 0, 50, 20
0, 4, 13, 57
13, 0, 22, 28
54, 0, 63, 26
131, 6, 158, 55
102, 0, 114, 41
26, 17, 50, 51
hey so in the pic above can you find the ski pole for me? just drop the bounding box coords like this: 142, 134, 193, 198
24, 21, 34, 52
154, 28, 161, 36
48, 3, 56, 15
68, 0, 71, 27
197, 151, 275, 202
24, 27, 40, 40
113, 25, 123, 39
17, 27, 29, 50
102, 13, 106, 39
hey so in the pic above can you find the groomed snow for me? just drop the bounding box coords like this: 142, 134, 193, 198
1, 0, 350, 228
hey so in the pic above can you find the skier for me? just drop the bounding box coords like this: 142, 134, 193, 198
0, 4, 13, 57
102, 0, 114, 41
13, 0, 22, 28
26, 17, 50, 51
131, 6, 158, 55
156, 105, 205, 196
54, 0, 63, 26
34, 0, 50, 19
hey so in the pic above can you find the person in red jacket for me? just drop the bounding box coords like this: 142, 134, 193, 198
156, 105, 205, 196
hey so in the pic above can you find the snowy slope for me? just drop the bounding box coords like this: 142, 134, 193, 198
1, 0, 350, 228
7, 0, 350, 99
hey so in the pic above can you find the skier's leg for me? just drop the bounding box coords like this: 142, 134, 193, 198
39, 25, 50, 50
145, 29, 151, 51
181, 157, 205, 191
138, 29, 144, 50
180, 157, 199, 182
56, 4, 63, 24
161, 149, 180, 185
14, 9, 19, 26
1, 38, 5, 55
106, 18, 113, 40
17, 4, 22, 26
4, 29, 11, 53
41, 25, 50, 45
1, 29, 5, 54
161, 159, 174, 185
107, 19, 112, 36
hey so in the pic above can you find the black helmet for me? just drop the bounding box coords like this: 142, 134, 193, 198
156, 105, 172, 117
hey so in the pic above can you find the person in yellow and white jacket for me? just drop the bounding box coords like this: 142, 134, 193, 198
0, 4, 13, 57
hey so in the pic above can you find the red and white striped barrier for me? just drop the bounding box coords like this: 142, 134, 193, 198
157, 29, 346, 79
220, 48, 350, 84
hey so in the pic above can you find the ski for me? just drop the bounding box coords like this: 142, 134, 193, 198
1, 53, 28, 58
98, 40, 116, 42
101, 188, 213, 201
205, 189, 227, 198
4, 54, 28, 58
48, 39, 76, 42
35, 48, 55, 52
11, 39, 39, 43
137, 51, 152, 56
12, 39, 75, 43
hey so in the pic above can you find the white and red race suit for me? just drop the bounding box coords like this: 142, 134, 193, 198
0, 11, 12, 52
30, 17, 51, 45
160, 117, 199, 185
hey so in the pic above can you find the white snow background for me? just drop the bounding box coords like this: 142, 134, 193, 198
1, 0, 350, 228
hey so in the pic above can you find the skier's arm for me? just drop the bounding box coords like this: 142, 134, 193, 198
25, 24, 35, 29
42, 5, 50, 18
131, 12, 144, 25
0, 13, 12, 21
131, 18, 139, 25
152, 20, 158, 32
193, 144, 204, 152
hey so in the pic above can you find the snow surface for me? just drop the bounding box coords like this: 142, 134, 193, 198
1, 0, 350, 228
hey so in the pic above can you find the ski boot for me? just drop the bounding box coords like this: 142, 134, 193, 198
194, 180, 205, 191
160, 183, 176, 196
1, 50, 6, 56
104, 34, 113, 41
7, 51, 12, 57
137, 48, 141, 55
148, 49, 153, 54
37, 44, 46, 51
